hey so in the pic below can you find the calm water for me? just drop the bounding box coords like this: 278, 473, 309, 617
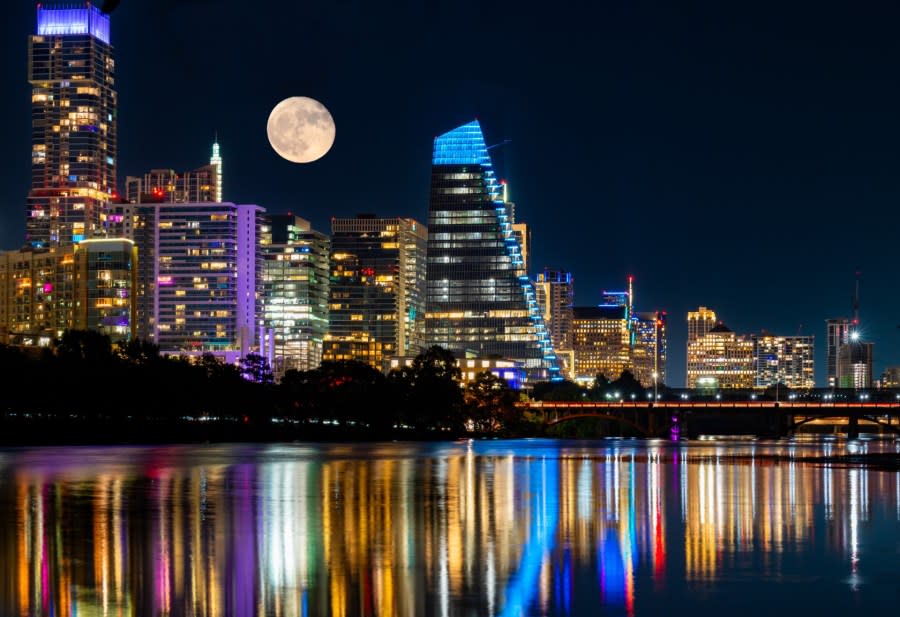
1, 438, 899, 616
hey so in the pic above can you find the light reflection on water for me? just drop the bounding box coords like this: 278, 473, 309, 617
1, 438, 899, 616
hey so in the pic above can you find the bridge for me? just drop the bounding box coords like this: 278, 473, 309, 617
523, 401, 900, 438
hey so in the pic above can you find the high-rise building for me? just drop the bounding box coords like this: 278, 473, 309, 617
260, 214, 330, 375
324, 215, 427, 368
535, 269, 574, 380
0, 240, 134, 344
751, 334, 815, 389
133, 202, 263, 355
572, 305, 632, 383
686, 322, 754, 389
124, 165, 217, 204
825, 318, 850, 388
27, 3, 117, 248
425, 120, 560, 379
686, 306, 717, 386
836, 338, 874, 389
632, 311, 667, 388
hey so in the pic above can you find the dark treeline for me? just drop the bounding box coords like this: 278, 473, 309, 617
0, 331, 528, 442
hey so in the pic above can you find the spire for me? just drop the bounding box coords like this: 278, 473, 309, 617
210, 134, 222, 202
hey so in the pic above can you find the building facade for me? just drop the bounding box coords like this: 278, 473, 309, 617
836, 339, 874, 389
261, 215, 330, 375
534, 268, 574, 378
425, 120, 560, 379
133, 202, 262, 354
751, 334, 814, 389
125, 164, 217, 204
27, 3, 117, 248
686, 323, 754, 389
324, 215, 427, 368
632, 311, 667, 388
572, 306, 632, 383
881, 367, 900, 389
0, 241, 134, 344
825, 318, 850, 388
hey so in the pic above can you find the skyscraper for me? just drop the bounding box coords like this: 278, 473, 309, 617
632, 311, 667, 388
27, 3, 117, 248
836, 338, 874, 389
260, 214, 330, 375
324, 215, 427, 368
535, 268, 574, 379
124, 165, 217, 204
425, 120, 560, 379
686, 306, 717, 387
572, 305, 632, 383
133, 202, 263, 356
825, 318, 850, 388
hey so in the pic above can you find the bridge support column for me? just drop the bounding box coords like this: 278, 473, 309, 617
847, 415, 859, 440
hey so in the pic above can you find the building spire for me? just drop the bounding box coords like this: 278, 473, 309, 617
210, 133, 222, 202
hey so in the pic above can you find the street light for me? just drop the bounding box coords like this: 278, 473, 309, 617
652, 370, 659, 403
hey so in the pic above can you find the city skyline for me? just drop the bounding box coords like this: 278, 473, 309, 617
1, 1, 899, 385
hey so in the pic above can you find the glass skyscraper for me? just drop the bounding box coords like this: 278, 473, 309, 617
324, 216, 427, 368
27, 3, 117, 248
425, 120, 560, 379
261, 215, 330, 375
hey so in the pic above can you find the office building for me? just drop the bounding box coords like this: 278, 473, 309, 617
836, 338, 874, 389
133, 202, 263, 355
535, 269, 574, 350
261, 214, 330, 375
825, 318, 850, 388
686, 306, 718, 386
425, 120, 560, 379
632, 311, 667, 388
686, 322, 754, 389
26, 3, 117, 248
572, 305, 632, 383
324, 215, 427, 368
751, 334, 814, 389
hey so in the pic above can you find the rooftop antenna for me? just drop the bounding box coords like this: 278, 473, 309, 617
486, 139, 512, 151
852, 271, 860, 329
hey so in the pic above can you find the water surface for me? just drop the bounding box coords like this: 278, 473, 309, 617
1, 438, 898, 616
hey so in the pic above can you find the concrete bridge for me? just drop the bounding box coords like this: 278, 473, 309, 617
523, 401, 900, 438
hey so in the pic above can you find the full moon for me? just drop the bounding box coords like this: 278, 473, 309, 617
266, 97, 335, 163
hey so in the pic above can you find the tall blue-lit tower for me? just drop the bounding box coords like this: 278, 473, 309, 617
425, 120, 560, 380
26, 2, 116, 248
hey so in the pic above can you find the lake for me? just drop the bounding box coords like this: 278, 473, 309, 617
1, 438, 898, 616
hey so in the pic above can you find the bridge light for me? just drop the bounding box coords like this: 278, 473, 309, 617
715, 394, 721, 400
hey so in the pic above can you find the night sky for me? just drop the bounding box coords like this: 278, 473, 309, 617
2, 0, 899, 386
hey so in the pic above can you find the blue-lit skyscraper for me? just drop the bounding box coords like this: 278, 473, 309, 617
26, 2, 117, 248
425, 120, 560, 380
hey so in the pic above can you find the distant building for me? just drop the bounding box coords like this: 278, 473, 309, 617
512, 222, 531, 274
825, 318, 850, 388
125, 164, 217, 204
0, 240, 134, 344
686, 322, 754, 389
572, 305, 631, 383
425, 120, 559, 380
133, 202, 263, 355
632, 311, 667, 388
386, 355, 526, 390
751, 334, 814, 389
324, 215, 427, 368
535, 268, 574, 378
836, 338, 873, 389
880, 366, 900, 388
260, 215, 330, 375
686, 306, 718, 386
26, 2, 117, 249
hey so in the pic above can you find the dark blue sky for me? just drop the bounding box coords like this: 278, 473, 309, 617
2, 0, 899, 385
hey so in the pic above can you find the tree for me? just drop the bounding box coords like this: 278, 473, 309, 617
396, 346, 465, 432
240, 353, 274, 385
464, 371, 518, 433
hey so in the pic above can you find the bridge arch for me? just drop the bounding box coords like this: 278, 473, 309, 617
545, 412, 649, 436
789, 414, 900, 435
